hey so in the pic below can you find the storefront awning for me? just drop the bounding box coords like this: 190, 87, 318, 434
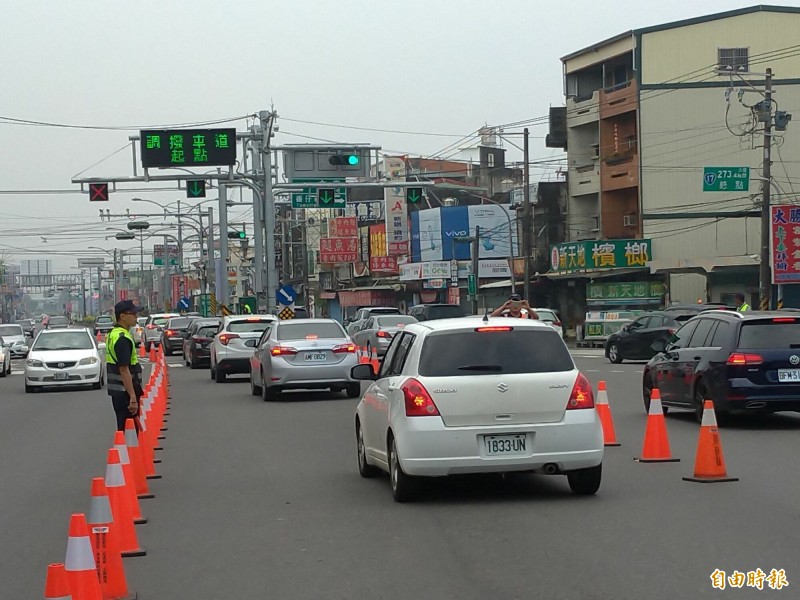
480, 279, 523, 290
646, 256, 760, 275
542, 268, 649, 280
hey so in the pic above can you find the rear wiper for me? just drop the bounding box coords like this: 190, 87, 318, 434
456, 364, 503, 372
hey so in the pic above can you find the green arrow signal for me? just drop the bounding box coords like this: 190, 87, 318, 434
318, 188, 335, 205
407, 187, 422, 203
188, 180, 206, 198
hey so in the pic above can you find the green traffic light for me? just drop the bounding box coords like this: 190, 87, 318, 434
239, 231, 246, 239
347, 154, 359, 165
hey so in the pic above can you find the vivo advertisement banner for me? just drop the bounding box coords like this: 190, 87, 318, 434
411, 205, 517, 262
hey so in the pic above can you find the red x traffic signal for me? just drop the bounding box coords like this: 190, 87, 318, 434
89, 182, 109, 202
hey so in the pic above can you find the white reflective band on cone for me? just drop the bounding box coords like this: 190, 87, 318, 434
648, 395, 664, 415
114, 442, 131, 465
105, 462, 125, 489
701, 404, 718, 427
47, 595, 71, 600
125, 427, 139, 448
596, 389, 609, 406
65, 536, 96, 571
88, 495, 113, 526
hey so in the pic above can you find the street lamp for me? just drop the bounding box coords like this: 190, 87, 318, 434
127, 221, 151, 308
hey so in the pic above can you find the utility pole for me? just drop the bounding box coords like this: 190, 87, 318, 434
759, 68, 773, 310
522, 127, 532, 303
206, 206, 215, 296
177, 198, 184, 276
249, 127, 265, 298
113, 248, 118, 303
218, 182, 229, 312
472, 225, 481, 315
260, 110, 279, 311
301, 222, 311, 313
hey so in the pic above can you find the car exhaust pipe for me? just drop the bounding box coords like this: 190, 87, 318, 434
543, 463, 560, 475
746, 401, 766, 409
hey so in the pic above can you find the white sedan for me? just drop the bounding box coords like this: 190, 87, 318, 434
25, 328, 106, 393
351, 317, 603, 502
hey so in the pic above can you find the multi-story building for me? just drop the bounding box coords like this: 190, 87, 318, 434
555, 5, 800, 315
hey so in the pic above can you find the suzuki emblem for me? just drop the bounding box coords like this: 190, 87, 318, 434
790, 355, 799, 365
497, 383, 508, 393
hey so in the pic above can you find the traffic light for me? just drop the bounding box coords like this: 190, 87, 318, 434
328, 153, 360, 166
89, 182, 109, 202
406, 187, 423, 204
227, 231, 247, 240
187, 180, 206, 198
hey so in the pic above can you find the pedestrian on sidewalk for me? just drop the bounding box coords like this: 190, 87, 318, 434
107, 300, 144, 431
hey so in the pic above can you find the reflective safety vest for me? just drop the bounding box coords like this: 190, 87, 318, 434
106, 326, 142, 395
738, 303, 751, 312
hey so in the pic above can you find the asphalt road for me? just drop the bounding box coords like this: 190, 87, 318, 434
3, 350, 799, 599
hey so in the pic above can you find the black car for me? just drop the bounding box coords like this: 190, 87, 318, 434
643, 310, 800, 421
407, 303, 465, 322
183, 318, 221, 369
94, 315, 115, 336
605, 306, 735, 363
161, 316, 198, 356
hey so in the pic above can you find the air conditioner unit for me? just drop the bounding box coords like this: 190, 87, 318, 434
623, 215, 637, 227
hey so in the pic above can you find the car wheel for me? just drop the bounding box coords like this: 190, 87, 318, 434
389, 437, 418, 502
567, 464, 602, 495
92, 380, 102, 390
250, 370, 262, 396
346, 383, 361, 399
642, 374, 668, 415
25, 384, 34, 394
0, 363, 6, 378
356, 421, 380, 478
189, 353, 198, 370
215, 365, 227, 383
607, 343, 622, 364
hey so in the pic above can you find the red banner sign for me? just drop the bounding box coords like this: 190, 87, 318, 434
320, 237, 359, 263
329, 217, 358, 238
772, 205, 800, 283
388, 240, 409, 256
369, 255, 399, 273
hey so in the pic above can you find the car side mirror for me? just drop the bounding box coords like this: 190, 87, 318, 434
650, 339, 667, 353
244, 339, 257, 348
351, 364, 377, 381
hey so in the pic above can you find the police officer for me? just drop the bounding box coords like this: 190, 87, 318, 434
107, 300, 144, 431
735, 293, 751, 312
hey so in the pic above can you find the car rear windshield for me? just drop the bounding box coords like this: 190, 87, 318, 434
152, 318, 171, 327
368, 308, 400, 316
33, 332, 94, 351
197, 326, 218, 338
377, 316, 417, 327
96, 316, 113, 323
48, 317, 69, 326
536, 310, 558, 322
0, 325, 23, 336
738, 320, 800, 348
167, 318, 190, 329
277, 322, 344, 340
227, 320, 273, 333
418, 328, 573, 377
423, 305, 465, 319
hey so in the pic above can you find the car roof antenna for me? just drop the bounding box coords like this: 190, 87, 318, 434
482, 307, 489, 324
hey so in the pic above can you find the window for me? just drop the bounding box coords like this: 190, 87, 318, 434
667, 320, 699, 350
376, 316, 417, 328
0, 325, 23, 337
387, 332, 415, 375
738, 321, 800, 348
227, 320, 273, 334
718, 48, 749, 73
487, 153, 495, 167
167, 318, 191, 329
277, 322, 345, 340
418, 329, 573, 377
710, 321, 730, 347
630, 317, 650, 330
33, 332, 94, 351
649, 316, 667, 328
688, 319, 715, 348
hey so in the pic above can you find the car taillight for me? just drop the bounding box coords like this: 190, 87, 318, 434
475, 326, 513, 332
376, 330, 391, 338
773, 317, 796, 323
271, 346, 298, 356
165, 330, 174, 336
567, 372, 595, 410
727, 352, 764, 366
552, 320, 562, 327
218, 333, 240, 346
401, 378, 440, 417
146, 324, 157, 330
667, 328, 677, 334
333, 344, 356, 353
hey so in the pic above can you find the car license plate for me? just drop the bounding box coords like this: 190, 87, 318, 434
53, 371, 69, 381
304, 352, 327, 362
483, 434, 527, 456
778, 369, 800, 382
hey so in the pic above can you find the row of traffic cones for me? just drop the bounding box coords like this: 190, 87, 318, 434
356, 346, 380, 372
597, 380, 737, 483
44, 345, 171, 599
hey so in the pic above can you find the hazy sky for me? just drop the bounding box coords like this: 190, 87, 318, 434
1, 0, 791, 272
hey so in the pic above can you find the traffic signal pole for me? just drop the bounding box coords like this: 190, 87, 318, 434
218, 181, 229, 310
759, 68, 773, 311
260, 110, 279, 312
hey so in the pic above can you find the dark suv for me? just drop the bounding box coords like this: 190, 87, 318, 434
407, 303, 465, 322
643, 311, 800, 421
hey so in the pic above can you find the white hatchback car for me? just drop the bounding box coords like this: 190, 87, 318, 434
532, 308, 564, 338
25, 328, 105, 393
352, 317, 603, 502
210, 314, 277, 382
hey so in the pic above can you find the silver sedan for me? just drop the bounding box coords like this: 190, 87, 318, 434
249, 319, 360, 401
351, 315, 418, 357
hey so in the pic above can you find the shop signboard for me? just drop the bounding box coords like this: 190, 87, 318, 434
586, 281, 665, 304
550, 239, 652, 273
771, 205, 800, 283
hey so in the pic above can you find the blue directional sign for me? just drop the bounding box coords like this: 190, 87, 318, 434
276, 285, 297, 306
179, 297, 191, 310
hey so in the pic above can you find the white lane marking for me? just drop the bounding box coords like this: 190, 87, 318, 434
585, 369, 600, 373
611, 370, 625, 373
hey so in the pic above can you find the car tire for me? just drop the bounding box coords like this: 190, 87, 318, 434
567, 464, 602, 495
346, 383, 361, 399
389, 437, 418, 502
263, 382, 279, 402
642, 375, 669, 415
607, 343, 622, 364
250, 370, 262, 396
92, 380, 102, 390
189, 353, 199, 370
215, 365, 226, 383
693, 381, 713, 424
0, 363, 6, 378
356, 421, 380, 478
25, 384, 34, 393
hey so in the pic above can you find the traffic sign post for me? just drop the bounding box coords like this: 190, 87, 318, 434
140, 128, 236, 168
703, 167, 750, 192
276, 285, 298, 307
290, 178, 347, 209
187, 180, 206, 198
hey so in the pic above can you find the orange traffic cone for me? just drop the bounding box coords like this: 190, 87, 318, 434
104, 449, 145, 557
370, 349, 380, 372
45, 563, 73, 600
124, 419, 152, 499
64, 514, 103, 600
359, 347, 369, 365
137, 343, 145, 358
595, 381, 620, 447
87, 478, 135, 600
635, 388, 679, 463
683, 400, 738, 483
113, 432, 146, 524
148, 345, 156, 363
